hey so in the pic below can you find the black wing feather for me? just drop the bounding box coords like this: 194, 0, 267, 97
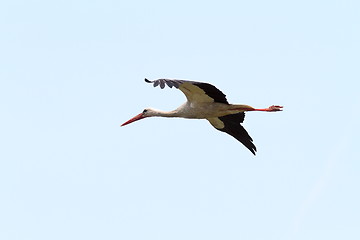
217, 113, 257, 155
145, 78, 228, 104
194, 82, 228, 104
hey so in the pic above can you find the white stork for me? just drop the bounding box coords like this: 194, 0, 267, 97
121, 78, 283, 155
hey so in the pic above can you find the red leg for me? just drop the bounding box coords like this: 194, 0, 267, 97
253, 105, 283, 112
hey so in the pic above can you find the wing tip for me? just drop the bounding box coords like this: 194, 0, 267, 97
250, 147, 257, 155
247, 139, 257, 155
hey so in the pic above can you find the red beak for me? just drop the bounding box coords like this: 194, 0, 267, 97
121, 113, 146, 126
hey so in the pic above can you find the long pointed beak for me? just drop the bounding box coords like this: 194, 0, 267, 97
121, 113, 146, 126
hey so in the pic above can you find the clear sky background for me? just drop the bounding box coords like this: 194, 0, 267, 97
1, 0, 359, 239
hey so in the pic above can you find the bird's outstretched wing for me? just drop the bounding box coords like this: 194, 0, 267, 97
145, 78, 229, 104
207, 113, 257, 155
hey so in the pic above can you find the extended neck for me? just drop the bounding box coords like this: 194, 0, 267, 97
150, 109, 180, 118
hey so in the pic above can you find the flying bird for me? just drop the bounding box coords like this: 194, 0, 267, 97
121, 78, 283, 155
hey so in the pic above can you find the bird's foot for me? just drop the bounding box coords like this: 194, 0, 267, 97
267, 105, 283, 112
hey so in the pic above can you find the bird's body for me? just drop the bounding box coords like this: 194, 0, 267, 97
146, 102, 254, 119
121, 78, 283, 155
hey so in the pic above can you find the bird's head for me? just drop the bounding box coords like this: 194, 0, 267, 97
121, 108, 156, 126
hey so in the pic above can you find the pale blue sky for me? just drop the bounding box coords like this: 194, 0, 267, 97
1, 0, 359, 239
